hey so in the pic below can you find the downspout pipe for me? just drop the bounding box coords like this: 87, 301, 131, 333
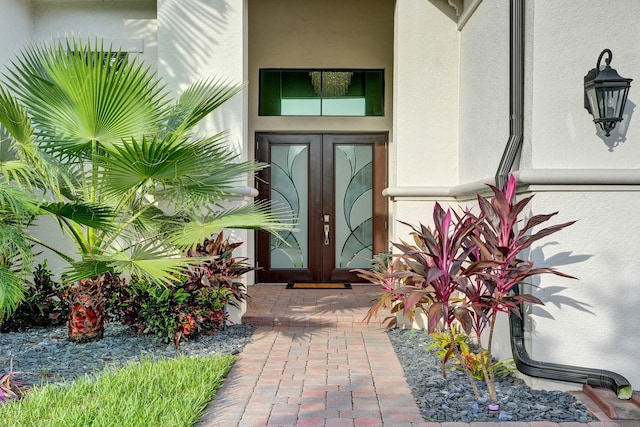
494, 0, 524, 190
497, 0, 633, 400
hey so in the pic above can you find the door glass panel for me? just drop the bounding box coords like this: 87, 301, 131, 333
270, 145, 308, 268
334, 145, 373, 268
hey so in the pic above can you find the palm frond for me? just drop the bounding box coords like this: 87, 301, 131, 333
0, 87, 35, 159
0, 180, 39, 222
95, 133, 226, 196
62, 260, 113, 283
118, 200, 171, 235
166, 78, 245, 134
0, 158, 32, 186
97, 133, 264, 208
40, 201, 116, 231
25, 234, 75, 264
163, 135, 268, 204
0, 92, 49, 189
168, 201, 296, 250
68, 244, 207, 286
0, 223, 34, 272
0, 224, 33, 320
4, 37, 169, 159
0, 266, 28, 321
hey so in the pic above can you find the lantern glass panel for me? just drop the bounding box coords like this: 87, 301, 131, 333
601, 89, 624, 119
586, 86, 599, 119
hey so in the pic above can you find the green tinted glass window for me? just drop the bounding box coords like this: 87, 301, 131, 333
259, 69, 384, 116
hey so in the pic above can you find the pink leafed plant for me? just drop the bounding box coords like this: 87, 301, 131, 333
0, 359, 29, 404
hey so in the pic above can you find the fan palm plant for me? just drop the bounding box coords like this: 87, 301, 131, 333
0, 38, 293, 342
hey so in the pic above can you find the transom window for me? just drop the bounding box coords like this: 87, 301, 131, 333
259, 69, 384, 117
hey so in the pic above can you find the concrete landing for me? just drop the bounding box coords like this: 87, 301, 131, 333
572, 386, 640, 426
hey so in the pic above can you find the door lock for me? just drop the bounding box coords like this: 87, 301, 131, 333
323, 214, 330, 245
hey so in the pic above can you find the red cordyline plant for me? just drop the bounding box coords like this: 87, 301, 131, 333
464, 174, 577, 401
184, 233, 255, 308
357, 174, 576, 403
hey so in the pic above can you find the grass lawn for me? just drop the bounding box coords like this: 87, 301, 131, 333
0, 354, 235, 427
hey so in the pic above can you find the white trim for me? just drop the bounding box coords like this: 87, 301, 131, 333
383, 177, 492, 199
514, 169, 640, 186
384, 169, 640, 199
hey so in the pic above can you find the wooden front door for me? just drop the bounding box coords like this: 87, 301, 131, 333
255, 133, 387, 283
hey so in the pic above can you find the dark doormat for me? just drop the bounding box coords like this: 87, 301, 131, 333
286, 283, 352, 289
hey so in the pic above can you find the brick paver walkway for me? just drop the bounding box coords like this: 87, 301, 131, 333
197, 285, 629, 427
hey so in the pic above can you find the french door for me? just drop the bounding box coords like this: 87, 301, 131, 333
255, 133, 387, 283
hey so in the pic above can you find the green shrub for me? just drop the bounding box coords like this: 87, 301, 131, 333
107, 234, 254, 346
1, 261, 67, 331
427, 324, 515, 381
107, 277, 230, 347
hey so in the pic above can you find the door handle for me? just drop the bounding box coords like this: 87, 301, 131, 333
323, 215, 330, 246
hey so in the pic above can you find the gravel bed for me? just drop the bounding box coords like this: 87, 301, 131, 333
0, 322, 255, 387
388, 328, 597, 423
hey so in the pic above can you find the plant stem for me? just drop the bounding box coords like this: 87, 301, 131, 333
485, 312, 498, 402
474, 327, 497, 402
447, 325, 480, 399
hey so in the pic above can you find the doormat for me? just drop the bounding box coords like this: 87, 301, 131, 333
286, 283, 352, 289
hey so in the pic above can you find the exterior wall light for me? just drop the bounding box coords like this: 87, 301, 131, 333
584, 49, 632, 137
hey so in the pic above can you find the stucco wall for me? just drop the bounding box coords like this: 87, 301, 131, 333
157, 0, 243, 89
529, 0, 640, 168
386, 0, 460, 257
31, 1, 157, 68
455, 0, 640, 178
520, 189, 640, 390
157, 0, 250, 321
393, 0, 459, 188
457, 0, 509, 183
158, 0, 247, 158
0, 0, 32, 67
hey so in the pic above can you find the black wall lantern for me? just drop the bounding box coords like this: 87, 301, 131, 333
584, 49, 632, 137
